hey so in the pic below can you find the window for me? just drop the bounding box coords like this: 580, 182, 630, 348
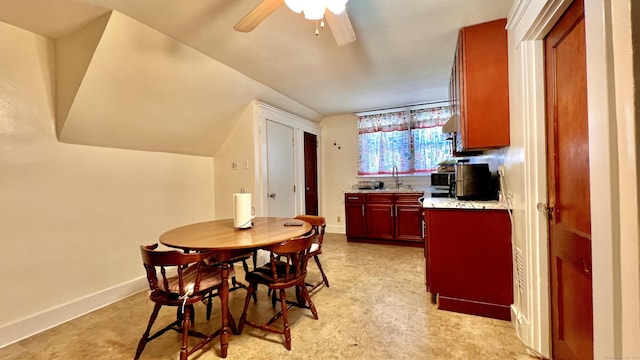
357, 105, 451, 176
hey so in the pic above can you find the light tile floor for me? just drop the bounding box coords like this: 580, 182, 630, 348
0, 233, 540, 359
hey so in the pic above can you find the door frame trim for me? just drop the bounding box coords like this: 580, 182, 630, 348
508, 0, 639, 358
252, 101, 321, 217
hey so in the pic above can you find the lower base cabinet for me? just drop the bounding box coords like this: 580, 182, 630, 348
345, 194, 366, 238
425, 208, 513, 320
345, 192, 423, 246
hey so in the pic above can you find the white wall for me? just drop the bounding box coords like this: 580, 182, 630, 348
0, 21, 215, 347
320, 114, 359, 233
213, 103, 257, 219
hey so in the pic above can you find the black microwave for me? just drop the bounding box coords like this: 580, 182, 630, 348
430, 172, 455, 187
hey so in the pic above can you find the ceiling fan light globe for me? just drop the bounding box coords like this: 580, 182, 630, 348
325, 0, 348, 14
284, 0, 304, 13
303, 0, 326, 20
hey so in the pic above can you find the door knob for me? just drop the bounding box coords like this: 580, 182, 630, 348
536, 202, 554, 220
269, 193, 277, 199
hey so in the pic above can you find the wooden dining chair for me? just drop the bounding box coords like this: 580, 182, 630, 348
294, 215, 329, 291
237, 231, 319, 350
135, 244, 235, 360
266, 216, 328, 307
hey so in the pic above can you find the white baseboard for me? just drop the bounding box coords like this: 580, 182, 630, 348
0, 276, 148, 349
326, 225, 345, 234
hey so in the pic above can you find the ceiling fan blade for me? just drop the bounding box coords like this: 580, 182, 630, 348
234, 0, 285, 32
325, 9, 356, 46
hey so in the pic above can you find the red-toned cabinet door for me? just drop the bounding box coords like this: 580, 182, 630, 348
345, 194, 366, 238
426, 208, 513, 320
395, 193, 423, 242
453, 18, 510, 151
366, 203, 395, 240
366, 193, 395, 240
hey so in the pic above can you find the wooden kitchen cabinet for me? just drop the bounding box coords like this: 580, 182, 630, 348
345, 192, 423, 246
450, 18, 510, 152
425, 208, 513, 320
395, 194, 424, 241
366, 193, 395, 240
344, 193, 366, 238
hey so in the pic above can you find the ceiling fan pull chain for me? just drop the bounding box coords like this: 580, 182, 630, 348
315, 21, 319, 36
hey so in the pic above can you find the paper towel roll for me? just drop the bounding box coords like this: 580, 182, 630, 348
233, 193, 253, 228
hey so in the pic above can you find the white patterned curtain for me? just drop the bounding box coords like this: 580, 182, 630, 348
411, 107, 451, 173
357, 111, 410, 175
357, 106, 451, 176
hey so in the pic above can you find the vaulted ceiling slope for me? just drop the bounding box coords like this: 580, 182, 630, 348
0, 0, 513, 156
54, 10, 320, 156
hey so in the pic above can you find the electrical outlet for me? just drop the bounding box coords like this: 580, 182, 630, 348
337, 216, 341, 223
231, 161, 239, 170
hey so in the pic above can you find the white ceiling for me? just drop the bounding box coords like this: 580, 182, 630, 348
0, 0, 513, 116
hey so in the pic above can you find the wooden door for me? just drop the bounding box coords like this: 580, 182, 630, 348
544, 1, 593, 359
303, 132, 319, 215
266, 120, 296, 217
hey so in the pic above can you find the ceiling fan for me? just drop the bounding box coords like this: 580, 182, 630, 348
233, 0, 356, 46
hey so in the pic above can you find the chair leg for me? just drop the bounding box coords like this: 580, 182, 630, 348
239, 257, 258, 303
227, 308, 238, 335
314, 255, 330, 287
300, 282, 319, 320
134, 302, 162, 360
180, 306, 192, 360
176, 304, 195, 327
279, 288, 292, 350
271, 287, 277, 308
238, 282, 256, 333
205, 293, 213, 320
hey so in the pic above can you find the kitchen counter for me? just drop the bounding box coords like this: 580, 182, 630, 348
421, 197, 508, 210
346, 189, 425, 194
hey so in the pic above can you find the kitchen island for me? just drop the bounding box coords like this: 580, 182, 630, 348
422, 197, 513, 321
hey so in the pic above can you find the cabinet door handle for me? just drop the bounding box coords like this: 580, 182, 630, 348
361, 204, 365, 217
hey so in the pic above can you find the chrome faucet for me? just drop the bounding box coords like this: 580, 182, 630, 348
392, 165, 400, 189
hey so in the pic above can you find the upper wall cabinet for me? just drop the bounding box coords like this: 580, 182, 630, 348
449, 18, 510, 152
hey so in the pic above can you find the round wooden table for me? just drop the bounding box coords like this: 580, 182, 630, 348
159, 217, 311, 358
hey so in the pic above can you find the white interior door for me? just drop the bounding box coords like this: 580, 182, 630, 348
266, 120, 295, 217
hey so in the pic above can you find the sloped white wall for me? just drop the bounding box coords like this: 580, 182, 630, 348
55, 11, 321, 157
0, 21, 214, 346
